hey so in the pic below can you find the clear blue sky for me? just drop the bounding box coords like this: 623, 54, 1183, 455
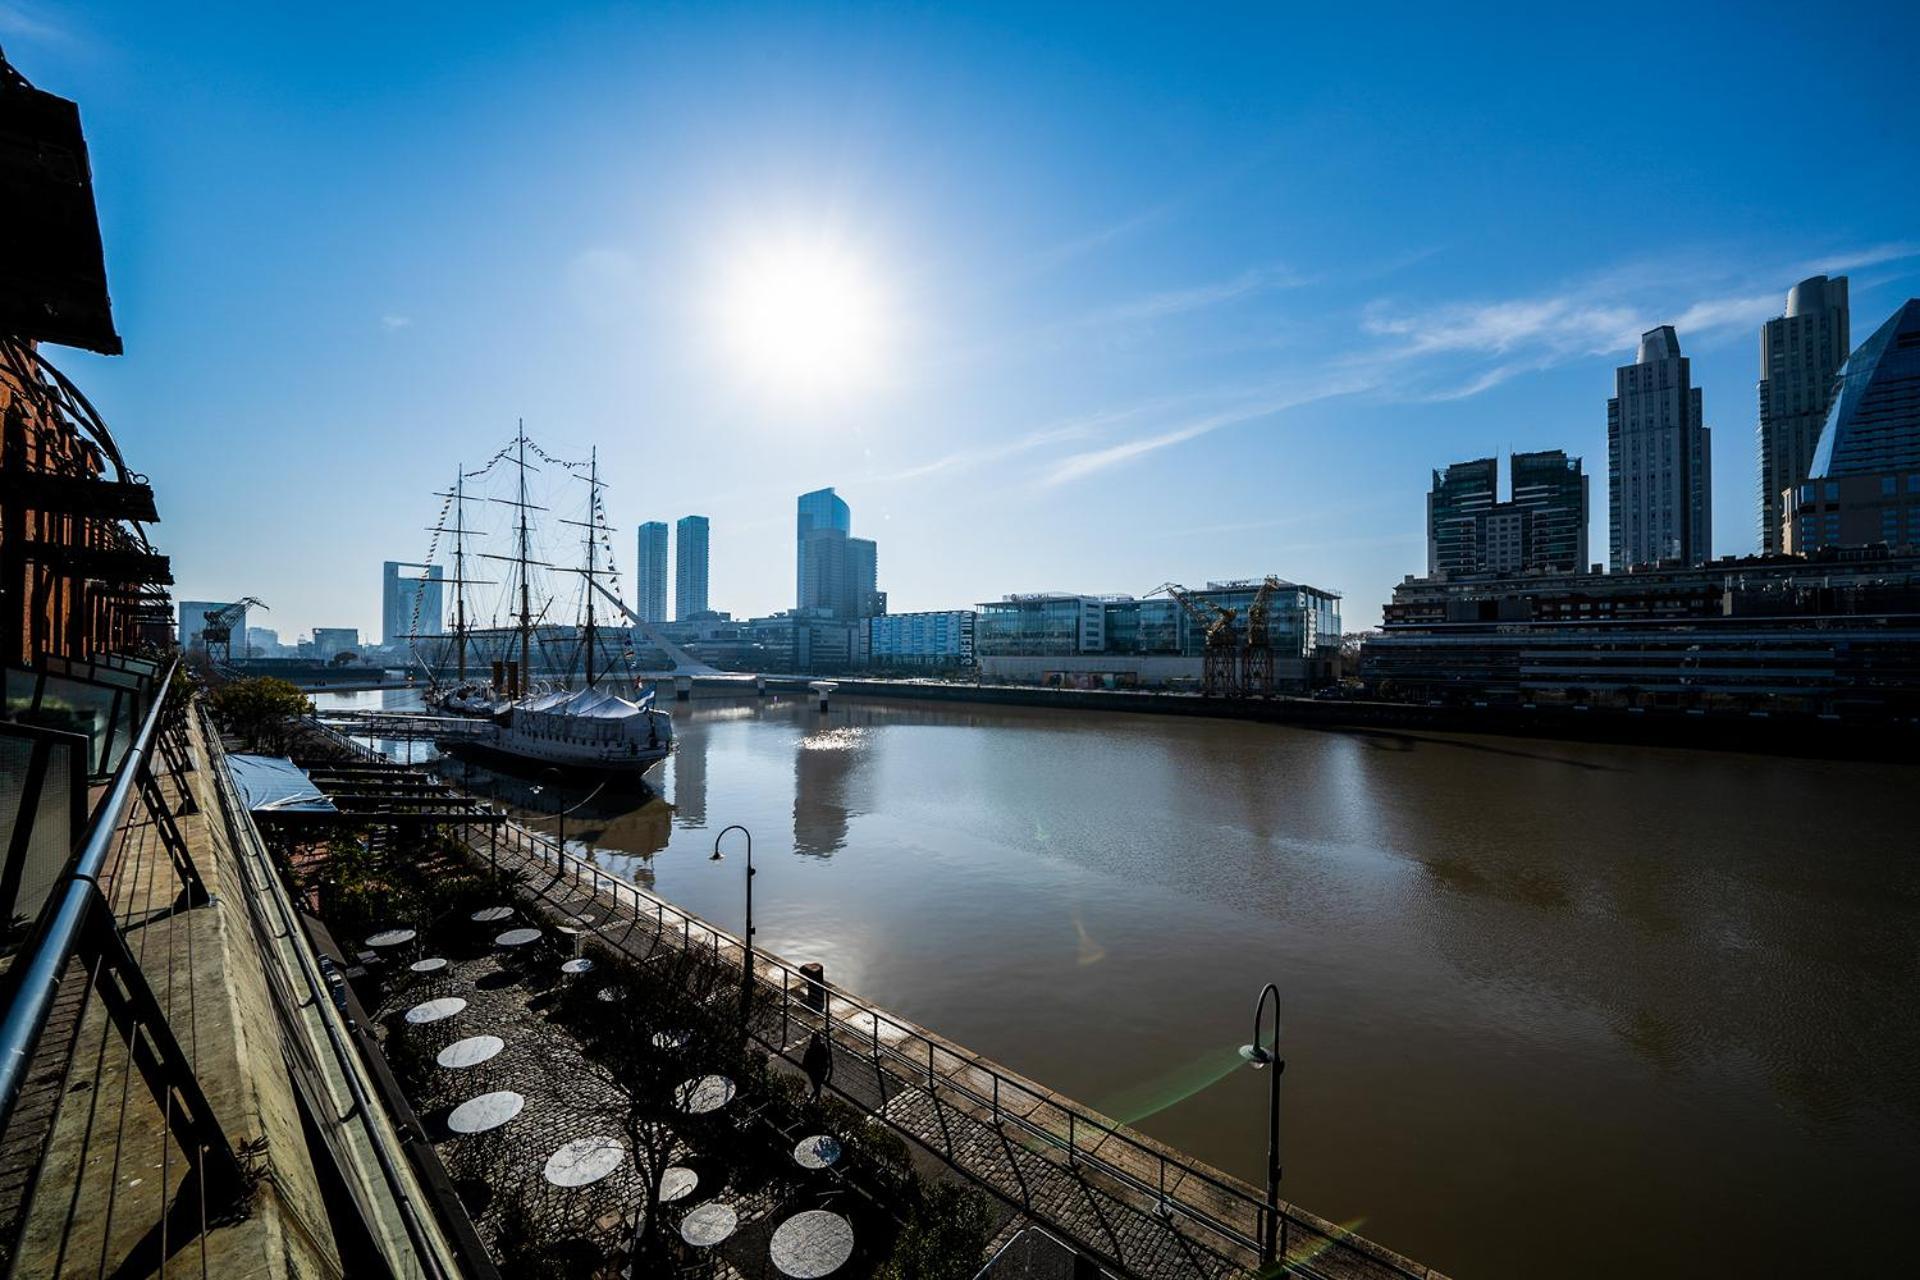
11, 1, 1919, 637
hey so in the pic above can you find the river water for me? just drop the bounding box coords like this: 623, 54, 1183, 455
315, 686, 1919, 1277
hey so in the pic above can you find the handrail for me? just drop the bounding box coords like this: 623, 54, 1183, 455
491, 818, 1429, 1279
0, 654, 179, 1130
199, 702, 463, 1280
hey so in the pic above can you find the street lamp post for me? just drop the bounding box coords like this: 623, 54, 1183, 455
710, 825, 755, 996
1240, 982, 1285, 1266
541, 766, 567, 855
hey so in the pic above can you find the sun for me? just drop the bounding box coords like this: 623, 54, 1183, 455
717, 237, 886, 399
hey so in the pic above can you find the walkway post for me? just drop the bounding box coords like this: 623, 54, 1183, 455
1240, 982, 1285, 1266
710, 824, 754, 1007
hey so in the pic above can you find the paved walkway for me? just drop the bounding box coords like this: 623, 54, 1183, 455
447, 818, 1448, 1280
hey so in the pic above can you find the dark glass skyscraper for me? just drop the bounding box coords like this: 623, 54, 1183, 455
1758, 275, 1849, 554
796, 487, 851, 608
1427, 458, 1497, 577
1426, 452, 1587, 577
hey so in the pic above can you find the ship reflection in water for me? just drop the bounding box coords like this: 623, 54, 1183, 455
310, 683, 1920, 1280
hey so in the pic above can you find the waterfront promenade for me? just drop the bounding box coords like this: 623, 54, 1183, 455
437, 803, 1448, 1280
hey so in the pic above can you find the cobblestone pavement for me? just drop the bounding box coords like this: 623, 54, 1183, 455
449, 820, 1447, 1280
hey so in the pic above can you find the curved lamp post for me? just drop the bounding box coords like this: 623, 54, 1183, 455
1239, 982, 1285, 1266
710, 824, 755, 993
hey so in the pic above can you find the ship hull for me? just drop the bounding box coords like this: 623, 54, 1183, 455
437, 734, 670, 780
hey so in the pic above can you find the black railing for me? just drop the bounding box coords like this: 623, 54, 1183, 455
445, 812, 1440, 1280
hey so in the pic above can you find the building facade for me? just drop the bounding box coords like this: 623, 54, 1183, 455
868, 610, 976, 667
976, 582, 1339, 688
1362, 547, 1920, 712
1758, 275, 1850, 554
1609, 325, 1711, 569
381, 560, 444, 645
795, 487, 851, 607
312, 627, 359, 659
1785, 299, 1920, 555
674, 515, 709, 620
635, 521, 669, 623
1427, 458, 1497, 576
1428, 452, 1589, 577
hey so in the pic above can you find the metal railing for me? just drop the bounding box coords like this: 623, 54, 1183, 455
445, 813, 1436, 1280
0, 653, 189, 1125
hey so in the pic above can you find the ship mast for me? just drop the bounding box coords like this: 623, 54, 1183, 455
583, 448, 599, 689
452, 466, 468, 681
515, 424, 533, 694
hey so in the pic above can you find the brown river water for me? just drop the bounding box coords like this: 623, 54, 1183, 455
317, 687, 1920, 1278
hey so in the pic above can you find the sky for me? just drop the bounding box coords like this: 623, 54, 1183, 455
9, 0, 1920, 638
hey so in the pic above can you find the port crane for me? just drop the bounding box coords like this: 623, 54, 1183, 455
200, 597, 266, 667
1147, 582, 1240, 697
1241, 575, 1283, 697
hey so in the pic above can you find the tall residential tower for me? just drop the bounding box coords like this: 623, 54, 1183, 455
675, 515, 709, 619
1759, 275, 1850, 554
795, 487, 851, 607
635, 521, 669, 622
1425, 452, 1588, 578
1608, 325, 1711, 569
381, 561, 444, 645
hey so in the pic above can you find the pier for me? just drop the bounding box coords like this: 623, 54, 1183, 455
410, 762, 1446, 1280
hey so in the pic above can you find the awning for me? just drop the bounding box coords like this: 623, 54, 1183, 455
226, 753, 337, 813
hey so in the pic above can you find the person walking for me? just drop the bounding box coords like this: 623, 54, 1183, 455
802, 1029, 834, 1102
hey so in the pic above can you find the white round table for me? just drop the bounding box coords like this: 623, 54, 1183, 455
595, 987, 624, 1003
793, 1134, 842, 1170
675, 1074, 735, 1115
470, 906, 514, 923
410, 956, 448, 974
560, 957, 594, 975
405, 997, 466, 1025
447, 1090, 523, 1134
367, 928, 416, 948
495, 927, 541, 948
543, 1135, 624, 1187
651, 1029, 688, 1051
679, 1201, 737, 1247
659, 1165, 698, 1202
769, 1209, 855, 1278
437, 1035, 504, 1069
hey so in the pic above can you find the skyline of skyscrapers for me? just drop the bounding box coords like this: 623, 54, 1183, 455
675, 514, 710, 620
1759, 274, 1851, 554
380, 560, 445, 645
1608, 324, 1712, 570
636, 521, 669, 623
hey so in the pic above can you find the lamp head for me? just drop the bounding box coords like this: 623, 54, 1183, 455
709, 848, 724, 862
1239, 1044, 1273, 1070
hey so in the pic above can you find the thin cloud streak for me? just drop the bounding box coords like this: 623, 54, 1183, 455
1042, 378, 1371, 487
1358, 240, 1914, 402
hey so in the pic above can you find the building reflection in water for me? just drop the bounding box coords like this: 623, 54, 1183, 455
791, 712, 868, 857
670, 716, 708, 828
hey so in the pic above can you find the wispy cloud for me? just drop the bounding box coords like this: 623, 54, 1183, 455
380, 313, 413, 331
1356, 241, 1913, 403
1042, 378, 1370, 487
0, 3, 69, 44
1803, 241, 1920, 275
1084, 264, 1307, 326
867, 421, 1098, 484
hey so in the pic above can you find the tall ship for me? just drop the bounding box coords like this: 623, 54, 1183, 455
404, 429, 673, 777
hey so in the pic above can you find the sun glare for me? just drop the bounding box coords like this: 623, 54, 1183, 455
717, 238, 886, 399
